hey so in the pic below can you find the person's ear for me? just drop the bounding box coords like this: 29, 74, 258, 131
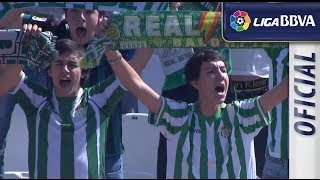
98, 13, 104, 23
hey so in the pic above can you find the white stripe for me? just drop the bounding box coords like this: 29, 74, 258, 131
166, 98, 188, 110
240, 113, 264, 129
181, 134, 190, 179
154, 97, 165, 126
166, 131, 181, 178
256, 97, 270, 126
47, 113, 62, 178
73, 129, 89, 178
73, 104, 89, 178
239, 126, 258, 179
162, 112, 188, 127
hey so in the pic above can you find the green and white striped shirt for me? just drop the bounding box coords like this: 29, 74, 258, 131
10, 72, 126, 179
265, 48, 289, 159
149, 96, 271, 179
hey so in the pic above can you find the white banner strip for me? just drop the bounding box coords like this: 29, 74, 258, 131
122, 113, 149, 121
289, 42, 319, 179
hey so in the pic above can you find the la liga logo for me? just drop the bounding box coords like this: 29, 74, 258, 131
230, 10, 251, 32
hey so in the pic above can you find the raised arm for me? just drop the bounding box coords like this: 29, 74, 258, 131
0, 22, 44, 96
0, 8, 26, 96
0, 64, 24, 96
259, 75, 289, 113
104, 50, 162, 113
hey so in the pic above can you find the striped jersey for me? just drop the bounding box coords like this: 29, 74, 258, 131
148, 96, 271, 179
84, 50, 135, 156
265, 48, 289, 159
10, 72, 126, 179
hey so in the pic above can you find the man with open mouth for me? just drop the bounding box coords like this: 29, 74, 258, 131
105, 48, 289, 179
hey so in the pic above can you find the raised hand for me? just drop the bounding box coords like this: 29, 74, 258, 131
21, 23, 58, 71
79, 35, 113, 69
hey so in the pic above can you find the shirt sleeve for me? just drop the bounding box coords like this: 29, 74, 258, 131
89, 74, 127, 115
231, 96, 271, 137
148, 97, 191, 136
9, 71, 47, 116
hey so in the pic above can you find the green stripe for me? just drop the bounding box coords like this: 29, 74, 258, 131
233, 110, 247, 178
106, 107, 122, 155
24, 77, 48, 96
198, 118, 208, 178
158, 119, 184, 134
86, 105, 99, 178
269, 104, 277, 152
281, 98, 289, 158
187, 114, 195, 179
143, 2, 154, 10
173, 121, 190, 178
37, 108, 50, 178
222, 110, 235, 178
89, 75, 117, 96
214, 118, 224, 178
157, 2, 169, 10
99, 110, 108, 178
240, 99, 269, 134
236, 98, 258, 118
269, 52, 278, 152
280, 54, 289, 157
165, 105, 189, 118
102, 86, 126, 115
59, 101, 75, 178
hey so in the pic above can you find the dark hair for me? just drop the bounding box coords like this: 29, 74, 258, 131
184, 49, 229, 96
185, 49, 229, 83
51, 39, 90, 86
55, 38, 85, 57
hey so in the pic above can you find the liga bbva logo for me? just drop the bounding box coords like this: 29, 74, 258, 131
230, 10, 251, 32
230, 10, 316, 32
